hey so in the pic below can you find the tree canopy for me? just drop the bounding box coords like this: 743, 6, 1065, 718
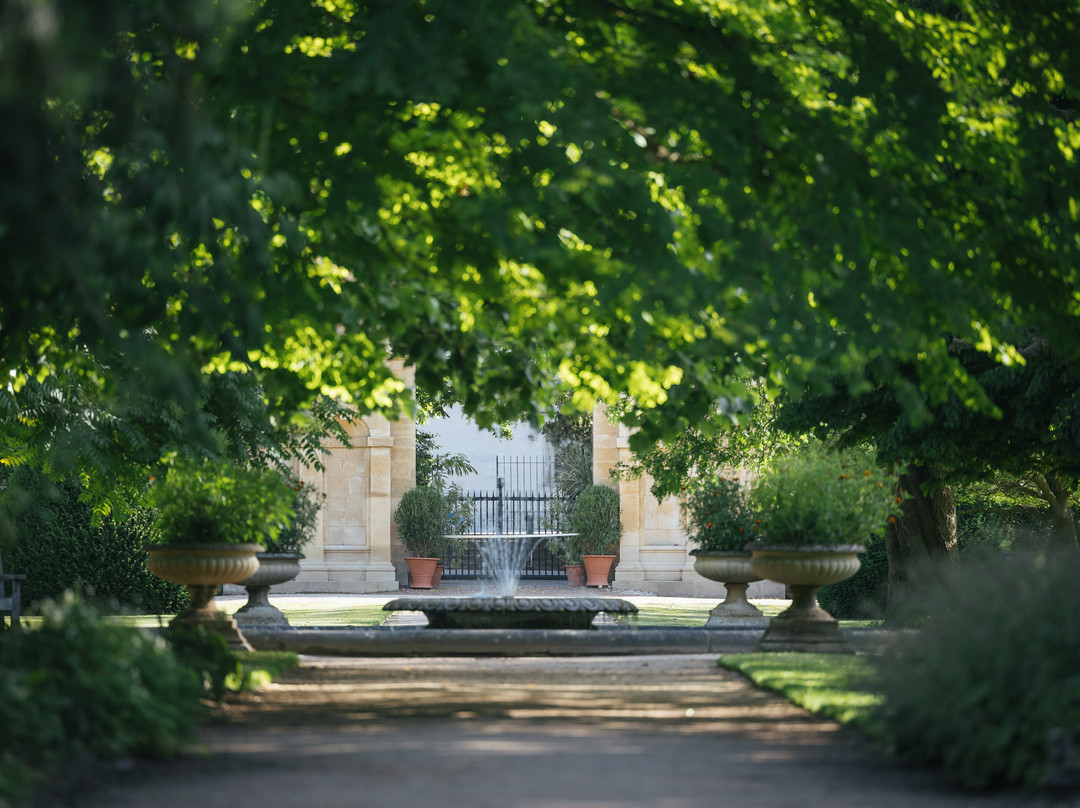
3, 0, 1078, 509
780, 334, 1080, 547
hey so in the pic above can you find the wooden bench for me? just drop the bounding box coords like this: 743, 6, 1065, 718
0, 550, 25, 628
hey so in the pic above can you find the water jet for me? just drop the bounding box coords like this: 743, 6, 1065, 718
384, 532, 637, 629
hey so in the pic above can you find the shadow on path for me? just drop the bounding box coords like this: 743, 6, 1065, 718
80, 655, 1037, 808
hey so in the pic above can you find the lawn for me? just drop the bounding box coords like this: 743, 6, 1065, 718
19, 597, 879, 630
99, 600, 391, 629
629, 602, 880, 628
719, 652, 886, 737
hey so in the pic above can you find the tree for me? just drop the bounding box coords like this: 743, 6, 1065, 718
779, 335, 1080, 619
612, 379, 805, 500
4, 1, 1079, 516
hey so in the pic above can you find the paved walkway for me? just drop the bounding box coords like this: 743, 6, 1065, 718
74, 586, 1062, 807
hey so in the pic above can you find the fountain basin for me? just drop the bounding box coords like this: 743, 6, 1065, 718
383, 596, 638, 630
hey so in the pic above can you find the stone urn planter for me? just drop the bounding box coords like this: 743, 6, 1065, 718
234, 552, 304, 628
581, 554, 615, 588
691, 550, 768, 628
405, 556, 439, 589
749, 544, 864, 653
145, 542, 263, 650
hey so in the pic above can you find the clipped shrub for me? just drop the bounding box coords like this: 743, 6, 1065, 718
5, 467, 187, 614
875, 552, 1080, 789
0, 593, 205, 804
571, 484, 621, 554
817, 535, 889, 619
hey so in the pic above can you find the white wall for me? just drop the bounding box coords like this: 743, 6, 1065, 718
421, 405, 552, 492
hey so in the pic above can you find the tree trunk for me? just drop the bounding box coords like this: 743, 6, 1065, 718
1035, 474, 1078, 552
884, 464, 958, 625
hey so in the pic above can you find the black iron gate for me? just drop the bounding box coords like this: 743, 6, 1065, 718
443, 457, 565, 580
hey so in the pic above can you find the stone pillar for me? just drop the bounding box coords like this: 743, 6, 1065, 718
277, 360, 415, 593
365, 412, 405, 590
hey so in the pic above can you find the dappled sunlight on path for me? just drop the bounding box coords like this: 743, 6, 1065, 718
78, 655, 1033, 808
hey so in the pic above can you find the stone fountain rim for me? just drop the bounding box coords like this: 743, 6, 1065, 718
383, 596, 638, 615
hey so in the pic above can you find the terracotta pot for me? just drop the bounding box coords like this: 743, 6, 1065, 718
405, 556, 439, 589
145, 542, 263, 650
748, 544, 864, 654
564, 563, 586, 587
691, 550, 767, 627
235, 553, 304, 627
432, 563, 445, 588
580, 554, 615, 587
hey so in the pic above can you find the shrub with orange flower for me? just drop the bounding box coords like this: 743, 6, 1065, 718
748, 446, 899, 546
683, 476, 759, 552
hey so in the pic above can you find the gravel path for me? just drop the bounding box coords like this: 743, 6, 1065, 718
75, 654, 1050, 808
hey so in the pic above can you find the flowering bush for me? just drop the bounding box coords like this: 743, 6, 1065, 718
749, 447, 897, 546
683, 476, 758, 552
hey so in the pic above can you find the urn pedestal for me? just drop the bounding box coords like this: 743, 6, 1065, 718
234, 553, 304, 628
145, 543, 263, 651
691, 550, 769, 628
749, 544, 864, 654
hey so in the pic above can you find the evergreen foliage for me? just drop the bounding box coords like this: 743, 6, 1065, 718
148, 457, 294, 547
750, 446, 897, 546
571, 485, 621, 555
683, 476, 757, 553
876, 552, 1080, 789
394, 485, 473, 558
3, 467, 186, 614
817, 537, 889, 620
0, 593, 205, 805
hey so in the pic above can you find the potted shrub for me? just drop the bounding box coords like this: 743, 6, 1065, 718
684, 476, 767, 627
571, 484, 621, 587
394, 484, 472, 589
547, 528, 586, 587
747, 446, 896, 652
235, 477, 322, 627
145, 457, 294, 649
544, 495, 585, 586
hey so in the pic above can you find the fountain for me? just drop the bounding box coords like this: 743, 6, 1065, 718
383, 532, 637, 629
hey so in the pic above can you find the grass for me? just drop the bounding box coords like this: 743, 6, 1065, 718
19, 598, 882, 629
233, 603, 389, 627
719, 652, 886, 737
630, 602, 882, 628
232, 650, 301, 691
85, 600, 391, 629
